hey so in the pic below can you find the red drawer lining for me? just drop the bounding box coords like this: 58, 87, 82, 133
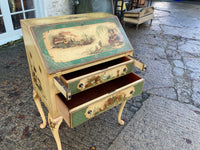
62, 56, 131, 80
57, 73, 141, 110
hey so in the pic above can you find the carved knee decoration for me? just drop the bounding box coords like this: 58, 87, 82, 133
48, 113, 63, 150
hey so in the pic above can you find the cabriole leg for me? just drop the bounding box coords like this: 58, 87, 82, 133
33, 89, 47, 129
48, 113, 63, 150
118, 100, 127, 125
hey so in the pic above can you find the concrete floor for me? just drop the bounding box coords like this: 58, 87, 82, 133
0, 1, 200, 150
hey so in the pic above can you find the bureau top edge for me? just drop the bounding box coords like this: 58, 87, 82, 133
20, 12, 114, 27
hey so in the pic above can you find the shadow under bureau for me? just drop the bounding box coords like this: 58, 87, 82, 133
21, 12, 146, 150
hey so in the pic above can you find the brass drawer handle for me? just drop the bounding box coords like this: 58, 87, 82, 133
88, 110, 93, 118
79, 83, 84, 88
130, 90, 134, 95
123, 67, 127, 72
88, 110, 92, 114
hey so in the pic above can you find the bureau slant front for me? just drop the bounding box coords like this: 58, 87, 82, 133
21, 12, 146, 150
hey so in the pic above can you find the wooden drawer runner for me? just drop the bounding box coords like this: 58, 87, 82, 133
56, 73, 144, 128
55, 56, 135, 99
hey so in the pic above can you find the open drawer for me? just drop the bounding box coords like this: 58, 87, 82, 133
54, 56, 135, 100
54, 56, 146, 100
56, 73, 144, 128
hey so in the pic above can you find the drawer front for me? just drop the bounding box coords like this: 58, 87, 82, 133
71, 79, 144, 128
68, 62, 134, 95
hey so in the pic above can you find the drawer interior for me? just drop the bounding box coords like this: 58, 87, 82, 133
62, 56, 132, 80
57, 73, 142, 110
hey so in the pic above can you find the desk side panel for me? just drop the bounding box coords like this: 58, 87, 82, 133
21, 20, 53, 115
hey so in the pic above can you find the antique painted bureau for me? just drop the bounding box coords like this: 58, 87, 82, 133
21, 12, 146, 150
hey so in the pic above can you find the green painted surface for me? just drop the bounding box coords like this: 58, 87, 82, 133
32, 16, 133, 74
126, 63, 134, 74
72, 107, 88, 128
93, 98, 124, 117
71, 80, 144, 128
69, 80, 81, 95
132, 81, 144, 97
69, 63, 134, 95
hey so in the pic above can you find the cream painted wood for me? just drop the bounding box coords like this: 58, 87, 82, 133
21, 14, 135, 118
23, 12, 113, 27
54, 77, 71, 99
65, 56, 133, 83
21, 20, 60, 118
33, 89, 47, 128
130, 56, 146, 71
55, 73, 144, 129
57, 56, 135, 95
118, 100, 127, 125
70, 78, 144, 113
123, 7, 154, 30
56, 95, 71, 127
48, 113, 63, 150
21, 13, 145, 150
50, 52, 133, 78
124, 14, 154, 30
124, 7, 154, 18
124, 14, 154, 24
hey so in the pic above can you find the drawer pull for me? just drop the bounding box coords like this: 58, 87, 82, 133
88, 110, 93, 118
130, 90, 134, 95
123, 68, 127, 72
56, 73, 144, 128
88, 110, 92, 114
79, 83, 84, 88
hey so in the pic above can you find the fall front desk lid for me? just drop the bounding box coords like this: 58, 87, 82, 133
31, 13, 133, 74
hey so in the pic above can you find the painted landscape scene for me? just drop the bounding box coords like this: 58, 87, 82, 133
43, 22, 125, 63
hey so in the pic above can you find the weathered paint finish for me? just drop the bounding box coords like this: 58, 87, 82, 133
21, 13, 144, 150
31, 16, 133, 74
72, 107, 88, 128
68, 80, 80, 95
68, 63, 133, 95
43, 22, 126, 62
71, 80, 144, 128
